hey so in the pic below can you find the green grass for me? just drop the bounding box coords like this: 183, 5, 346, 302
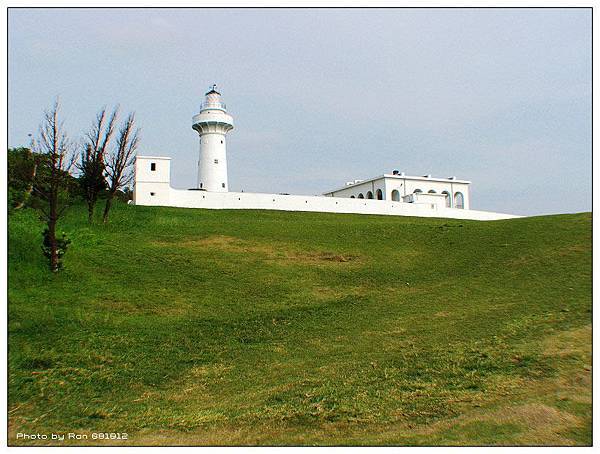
8, 203, 591, 446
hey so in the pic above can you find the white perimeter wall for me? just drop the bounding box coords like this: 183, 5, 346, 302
134, 183, 519, 221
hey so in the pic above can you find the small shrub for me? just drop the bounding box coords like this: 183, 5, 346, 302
41, 228, 71, 271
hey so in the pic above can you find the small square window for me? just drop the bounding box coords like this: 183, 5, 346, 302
150, 192, 155, 196
150, 163, 156, 171
214, 159, 219, 164
222, 183, 226, 188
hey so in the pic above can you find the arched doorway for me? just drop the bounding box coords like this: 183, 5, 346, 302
413, 189, 422, 194
358, 193, 364, 199
442, 190, 451, 207
366, 191, 374, 199
391, 190, 400, 201
428, 189, 437, 194
350, 195, 355, 199
376, 189, 383, 200
454, 192, 464, 209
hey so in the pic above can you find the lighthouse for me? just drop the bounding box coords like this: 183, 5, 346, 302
192, 85, 234, 191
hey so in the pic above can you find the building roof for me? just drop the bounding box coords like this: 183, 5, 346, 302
323, 173, 471, 195
137, 155, 172, 160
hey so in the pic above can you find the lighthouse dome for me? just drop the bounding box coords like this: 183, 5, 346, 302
201, 84, 226, 112
206, 89, 221, 104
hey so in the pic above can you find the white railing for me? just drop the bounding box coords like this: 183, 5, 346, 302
200, 101, 226, 111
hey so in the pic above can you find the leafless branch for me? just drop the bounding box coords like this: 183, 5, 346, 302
103, 112, 140, 223
79, 105, 119, 222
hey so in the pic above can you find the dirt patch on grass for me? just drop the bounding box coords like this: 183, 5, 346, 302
508, 243, 590, 267
542, 325, 591, 358
311, 286, 369, 301
413, 402, 582, 445
494, 403, 578, 428
183, 235, 237, 247
406, 325, 592, 445
163, 363, 234, 404
311, 286, 345, 300
97, 296, 192, 317
541, 324, 592, 404
154, 235, 361, 265
189, 363, 234, 378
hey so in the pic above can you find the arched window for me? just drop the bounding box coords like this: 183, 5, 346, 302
454, 192, 464, 209
358, 193, 364, 199
366, 191, 374, 199
428, 189, 437, 194
442, 190, 451, 207
413, 189, 422, 194
376, 189, 383, 200
391, 190, 400, 201
350, 195, 355, 199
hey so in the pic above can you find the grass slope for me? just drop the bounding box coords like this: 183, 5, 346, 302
8, 203, 592, 446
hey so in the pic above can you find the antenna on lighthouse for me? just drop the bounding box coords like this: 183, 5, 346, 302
207, 83, 220, 95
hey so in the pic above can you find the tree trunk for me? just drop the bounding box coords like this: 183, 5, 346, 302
87, 193, 96, 223
48, 196, 59, 272
103, 193, 113, 224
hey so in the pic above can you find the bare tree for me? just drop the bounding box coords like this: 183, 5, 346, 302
78, 106, 118, 223
32, 99, 76, 272
103, 113, 139, 223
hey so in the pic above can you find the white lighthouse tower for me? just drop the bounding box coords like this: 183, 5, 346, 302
192, 85, 234, 191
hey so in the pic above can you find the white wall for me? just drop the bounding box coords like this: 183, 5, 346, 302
403, 192, 447, 208
133, 156, 171, 206
197, 133, 229, 192
388, 179, 470, 209
135, 155, 170, 183
134, 158, 516, 221
135, 187, 517, 221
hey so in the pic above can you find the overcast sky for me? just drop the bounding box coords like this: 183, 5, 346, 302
8, 8, 591, 215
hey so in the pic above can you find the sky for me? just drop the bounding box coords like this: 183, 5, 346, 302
8, 8, 591, 215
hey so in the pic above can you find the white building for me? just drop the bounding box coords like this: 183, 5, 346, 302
323, 172, 470, 210
133, 86, 519, 221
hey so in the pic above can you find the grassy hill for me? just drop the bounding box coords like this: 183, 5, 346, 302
8, 203, 591, 446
